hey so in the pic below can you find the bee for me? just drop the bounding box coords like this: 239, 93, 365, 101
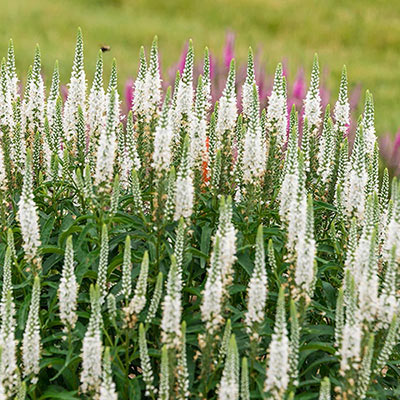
100, 45, 111, 52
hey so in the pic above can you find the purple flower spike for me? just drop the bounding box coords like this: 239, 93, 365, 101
177, 42, 189, 74
394, 131, 400, 151
61, 84, 68, 102
223, 31, 235, 69
209, 52, 216, 80
282, 59, 289, 77
349, 84, 362, 111
380, 131, 400, 174
292, 69, 305, 100
320, 86, 330, 109
124, 78, 134, 113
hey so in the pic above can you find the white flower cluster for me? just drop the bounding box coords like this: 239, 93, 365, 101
152, 95, 174, 174
0, 62, 14, 129
95, 89, 118, 186
317, 117, 335, 184
174, 138, 194, 221
245, 225, 267, 337
242, 85, 266, 185
334, 66, 350, 136
173, 43, 194, 131
339, 319, 362, 373
81, 333, 103, 394
63, 29, 87, 140
265, 289, 290, 398
80, 285, 103, 395
58, 236, 79, 331
337, 184, 400, 378
143, 37, 162, 119
218, 335, 239, 400
241, 48, 257, 120
384, 218, 400, 261
1, 32, 400, 399
127, 252, 149, 316
189, 77, 208, 169
161, 256, 182, 348
139, 323, 156, 397
201, 237, 224, 334
294, 196, 316, 300
6, 40, 19, 103
174, 174, 194, 220
0, 286, 19, 396
22, 276, 41, 383
132, 47, 148, 116
88, 52, 106, 135
99, 348, 118, 400
266, 63, 287, 147
303, 55, 322, 132
215, 197, 237, 291
121, 115, 141, 189
23, 47, 45, 135
0, 147, 6, 191
17, 155, 41, 262
362, 91, 377, 155
303, 93, 321, 131
216, 64, 237, 138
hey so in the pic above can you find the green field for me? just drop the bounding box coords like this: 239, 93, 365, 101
1, 0, 399, 134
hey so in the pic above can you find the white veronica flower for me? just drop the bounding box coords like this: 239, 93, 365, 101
58, 236, 79, 331
22, 277, 41, 383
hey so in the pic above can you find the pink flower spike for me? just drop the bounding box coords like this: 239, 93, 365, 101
320, 86, 330, 109
393, 131, 400, 151
282, 59, 289, 77
61, 84, 68, 102
124, 78, 134, 112
292, 69, 305, 99
209, 52, 216, 80
177, 42, 189, 74
223, 31, 235, 69
349, 84, 362, 111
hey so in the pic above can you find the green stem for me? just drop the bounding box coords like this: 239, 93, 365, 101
124, 328, 130, 397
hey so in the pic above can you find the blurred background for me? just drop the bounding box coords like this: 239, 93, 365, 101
1, 0, 400, 147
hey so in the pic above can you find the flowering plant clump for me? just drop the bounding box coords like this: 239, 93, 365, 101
123, 33, 363, 129
0, 29, 398, 400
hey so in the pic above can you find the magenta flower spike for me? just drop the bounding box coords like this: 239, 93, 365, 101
292, 69, 305, 100
60, 84, 68, 102
223, 31, 235, 69
209, 52, 216, 80
379, 131, 400, 174
282, 58, 289, 78
349, 83, 362, 111
124, 78, 134, 114
177, 42, 189, 75
320, 86, 330, 110
394, 131, 400, 151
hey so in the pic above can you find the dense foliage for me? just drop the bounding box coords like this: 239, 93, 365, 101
0, 29, 399, 400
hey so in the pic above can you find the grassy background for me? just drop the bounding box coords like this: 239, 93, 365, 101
1, 0, 399, 134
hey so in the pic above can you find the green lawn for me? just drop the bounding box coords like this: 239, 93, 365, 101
1, 0, 400, 134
